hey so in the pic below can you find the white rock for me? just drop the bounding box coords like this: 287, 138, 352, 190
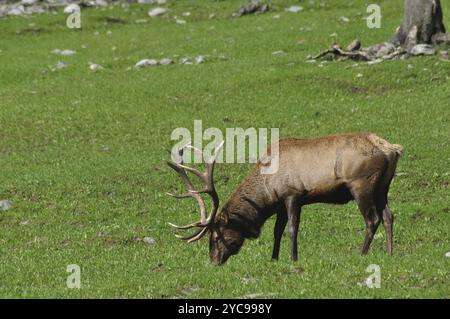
21, 0, 36, 5
143, 237, 156, 245
356, 73, 363, 78
0, 200, 12, 211
339, 16, 350, 22
180, 58, 192, 65
286, 6, 303, 13
176, 19, 186, 24
367, 58, 383, 65
195, 56, 205, 64
148, 8, 167, 17
135, 59, 158, 68
159, 58, 173, 65
60, 49, 76, 56
55, 61, 66, 70
445, 251, 450, 258
63, 4, 80, 14
272, 50, 285, 55
89, 63, 104, 71
95, 0, 108, 6
182, 12, 191, 17
8, 5, 25, 16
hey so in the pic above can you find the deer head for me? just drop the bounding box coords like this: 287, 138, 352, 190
166, 141, 244, 265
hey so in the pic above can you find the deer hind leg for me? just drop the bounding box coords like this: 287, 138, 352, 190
379, 200, 394, 255
285, 196, 301, 261
374, 192, 393, 255
272, 209, 287, 261
351, 181, 382, 255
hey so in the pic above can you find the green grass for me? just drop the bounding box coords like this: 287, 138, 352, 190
0, 0, 449, 298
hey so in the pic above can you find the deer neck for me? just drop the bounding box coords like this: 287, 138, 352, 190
219, 172, 274, 239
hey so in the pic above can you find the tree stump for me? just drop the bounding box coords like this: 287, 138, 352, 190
309, 0, 450, 63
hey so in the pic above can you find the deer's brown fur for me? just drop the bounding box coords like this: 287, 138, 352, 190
169, 132, 403, 265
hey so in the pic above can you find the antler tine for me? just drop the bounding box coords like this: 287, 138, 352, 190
168, 221, 202, 230
174, 227, 209, 243
167, 153, 207, 225
167, 141, 224, 242
185, 141, 224, 193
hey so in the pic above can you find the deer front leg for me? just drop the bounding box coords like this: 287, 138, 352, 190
285, 196, 301, 261
272, 210, 287, 261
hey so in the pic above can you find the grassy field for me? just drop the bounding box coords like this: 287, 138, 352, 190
0, 0, 449, 298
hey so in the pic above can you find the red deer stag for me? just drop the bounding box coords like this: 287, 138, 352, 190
167, 133, 403, 265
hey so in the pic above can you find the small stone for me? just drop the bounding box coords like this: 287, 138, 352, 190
195, 56, 205, 64
143, 237, 156, 245
0, 200, 12, 211
367, 59, 382, 65
135, 59, 158, 68
234, 0, 269, 17
180, 58, 192, 65
272, 50, 285, 55
445, 251, 450, 258
58, 49, 76, 56
8, 6, 25, 16
286, 6, 303, 13
19, 220, 30, 225
63, 4, 80, 14
182, 12, 191, 17
89, 63, 104, 71
356, 73, 363, 78
55, 61, 66, 70
148, 8, 167, 17
159, 58, 173, 65
339, 16, 350, 22
175, 19, 186, 25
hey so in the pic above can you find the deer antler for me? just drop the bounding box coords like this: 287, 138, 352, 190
166, 141, 224, 243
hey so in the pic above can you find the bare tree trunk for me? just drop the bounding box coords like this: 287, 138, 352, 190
390, 0, 447, 48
